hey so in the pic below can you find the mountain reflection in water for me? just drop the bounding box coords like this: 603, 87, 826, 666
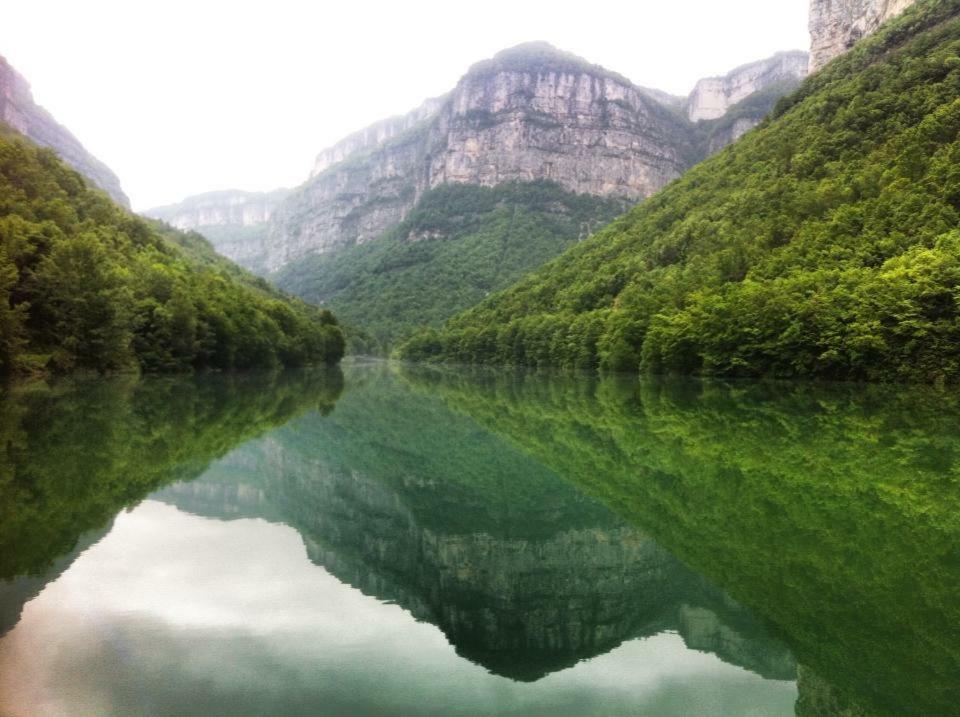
1, 360, 956, 716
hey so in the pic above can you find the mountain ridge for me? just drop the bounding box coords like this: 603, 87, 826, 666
146, 45, 808, 275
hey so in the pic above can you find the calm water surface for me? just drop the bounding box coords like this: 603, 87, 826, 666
0, 360, 957, 716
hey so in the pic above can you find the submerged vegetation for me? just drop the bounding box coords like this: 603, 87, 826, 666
0, 125, 344, 376
274, 182, 626, 351
400, 0, 960, 384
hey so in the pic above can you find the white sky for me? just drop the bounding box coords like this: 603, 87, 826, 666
0, 1, 809, 210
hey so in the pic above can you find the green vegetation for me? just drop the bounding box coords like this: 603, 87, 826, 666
0, 368, 343, 580
400, 0, 960, 383
274, 182, 626, 350
408, 366, 960, 716
0, 125, 344, 376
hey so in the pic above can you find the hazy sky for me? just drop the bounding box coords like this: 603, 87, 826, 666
1, 1, 809, 210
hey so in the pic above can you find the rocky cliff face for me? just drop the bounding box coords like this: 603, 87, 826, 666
148, 189, 288, 229
0, 54, 129, 207
808, 0, 918, 72
685, 51, 809, 121
311, 96, 448, 177
258, 44, 809, 274
264, 44, 689, 272
145, 189, 289, 270
159, 44, 808, 275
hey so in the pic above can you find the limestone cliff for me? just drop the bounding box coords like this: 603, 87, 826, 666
0, 54, 129, 207
264, 44, 687, 272
685, 51, 809, 121
311, 96, 448, 176
145, 189, 289, 271
161, 44, 808, 275
808, 0, 918, 72
261, 44, 808, 274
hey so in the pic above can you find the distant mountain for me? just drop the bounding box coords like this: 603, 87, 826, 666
0, 54, 129, 206
146, 189, 290, 274
154, 45, 805, 275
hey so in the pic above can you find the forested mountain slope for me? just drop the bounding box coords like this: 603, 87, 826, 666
273, 182, 627, 349
400, 0, 960, 384
0, 125, 344, 376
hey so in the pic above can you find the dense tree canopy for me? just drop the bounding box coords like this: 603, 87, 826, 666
274, 181, 626, 351
400, 0, 960, 384
0, 126, 344, 376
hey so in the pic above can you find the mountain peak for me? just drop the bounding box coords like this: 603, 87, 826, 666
465, 42, 632, 86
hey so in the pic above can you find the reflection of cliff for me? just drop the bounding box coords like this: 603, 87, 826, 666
411, 367, 960, 716
156, 367, 795, 682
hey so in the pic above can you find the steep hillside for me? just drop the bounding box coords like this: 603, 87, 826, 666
0, 54, 129, 207
273, 182, 626, 348
400, 0, 960, 383
0, 124, 343, 375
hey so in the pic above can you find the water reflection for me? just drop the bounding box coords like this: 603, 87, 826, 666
406, 365, 960, 716
1, 361, 955, 715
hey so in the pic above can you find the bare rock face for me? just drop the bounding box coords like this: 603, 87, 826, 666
310, 96, 448, 177
808, 0, 918, 72
165, 44, 809, 275
685, 51, 809, 122
147, 189, 288, 229
265, 44, 691, 272
144, 189, 289, 271
265, 44, 812, 274
0, 54, 129, 207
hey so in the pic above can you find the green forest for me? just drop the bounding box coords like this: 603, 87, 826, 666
0, 126, 344, 376
274, 182, 626, 351
400, 0, 960, 384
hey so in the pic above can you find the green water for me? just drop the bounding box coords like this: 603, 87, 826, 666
0, 361, 957, 716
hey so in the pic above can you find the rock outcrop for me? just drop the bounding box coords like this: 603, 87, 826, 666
148, 189, 288, 229
145, 189, 289, 270
260, 44, 808, 273
264, 44, 688, 272
0, 54, 129, 207
311, 96, 448, 177
685, 51, 809, 121
808, 0, 919, 72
